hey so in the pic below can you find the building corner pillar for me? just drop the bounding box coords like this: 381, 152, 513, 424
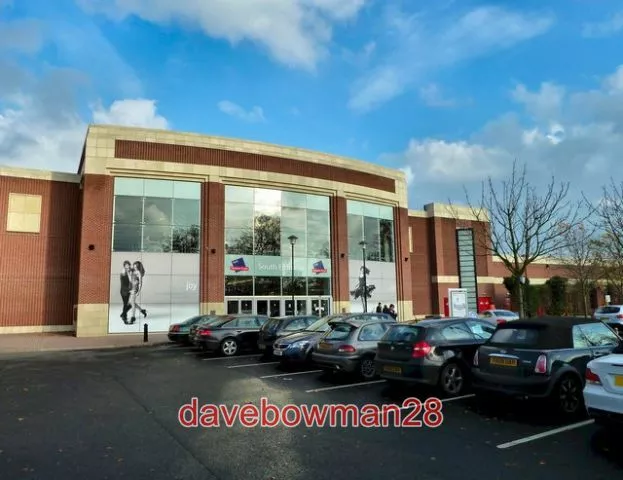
200, 181, 225, 315
330, 196, 350, 314
394, 206, 413, 321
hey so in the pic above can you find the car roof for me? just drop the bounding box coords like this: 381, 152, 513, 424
401, 317, 485, 328
496, 316, 604, 330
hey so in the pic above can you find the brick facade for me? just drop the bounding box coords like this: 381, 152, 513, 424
0, 128, 579, 334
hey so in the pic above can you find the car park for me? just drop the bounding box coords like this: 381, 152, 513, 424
271, 315, 334, 366
375, 317, 497, 397
168, 314, 221, 344
472, 316, 622, 417
480, 309, 519, 324
194, 315, 269, 356
311, 313, 395, 380
592, 305, 623, 334
584, 345, 623, 429
257, 315, 318, 357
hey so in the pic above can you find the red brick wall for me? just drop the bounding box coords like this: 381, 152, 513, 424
76, 174, 114, 304
200, 182, 225, 305
0, 176, 81, 327
394, 207, 413, 304
409, 216, 433, 315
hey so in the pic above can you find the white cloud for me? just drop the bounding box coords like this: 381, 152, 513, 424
388, 64, 623, 206
349, 5, 554, 112
76, 0, 367, 71
218, 100, 266, 123
582, 12, 623, 38
419, 83, 455, 107
92, 99, 169, 129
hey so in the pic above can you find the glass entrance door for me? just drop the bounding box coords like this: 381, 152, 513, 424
256, 298, 282, 317
225, 297, 331, 317
226, 299, 253, 315
311, 298, 331, 317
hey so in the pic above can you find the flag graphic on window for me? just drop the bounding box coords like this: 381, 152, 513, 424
312, 261, 327, 274
230, 257, 249, 272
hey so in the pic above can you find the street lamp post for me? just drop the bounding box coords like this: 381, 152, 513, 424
359, 240, 368, 313
288, 235, 298, 315
519, 275, 526, 318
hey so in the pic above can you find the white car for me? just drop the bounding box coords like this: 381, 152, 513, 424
479, 309, 519, 325
583, 350, 623, 429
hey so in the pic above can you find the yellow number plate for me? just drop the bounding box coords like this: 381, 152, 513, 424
318, 343, 331, 350
383, 365, 402, 374
614, 375, 623, 387
490, 357, 518, 367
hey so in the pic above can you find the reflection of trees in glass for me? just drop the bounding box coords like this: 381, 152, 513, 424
380, 220, 394, 262
143, 225, 172, 252
254, 214, 281, 256
225, 276, 253, 296
350, 265, 376, 311
173, 225, 200, 253
283, 277, 307, 296
307, 235, 330, 258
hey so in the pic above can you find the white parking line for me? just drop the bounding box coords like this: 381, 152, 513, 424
228, 362, 280, 369
261, 370, 322, 379
496, 419, 595, 449
306, 380, 386, 393
202, 354, 260, 361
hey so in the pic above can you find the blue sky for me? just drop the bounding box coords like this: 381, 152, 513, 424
1, 0, 623, 209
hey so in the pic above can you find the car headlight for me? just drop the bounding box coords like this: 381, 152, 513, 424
289, 341, 310, 350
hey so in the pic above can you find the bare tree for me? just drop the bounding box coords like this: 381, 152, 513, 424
592, 232, 623, 304
554, 222, 601, 317
457, 160, 585, 317
591, 179, 623, 252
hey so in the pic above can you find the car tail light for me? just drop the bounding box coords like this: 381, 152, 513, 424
534, 354, 548, 374
473, 350, 479, 366
496, 318, 506, 325
585, 367, 602, 385
170, 325, 179, 332
199, 329, 212, 336
616, 314, 623, 319
412, 341, 432, 358
338, 345, 356, 353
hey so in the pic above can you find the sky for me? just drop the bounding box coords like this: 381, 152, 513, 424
1, 0, 622, 210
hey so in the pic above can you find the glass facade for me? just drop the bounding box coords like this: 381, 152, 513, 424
456, 228, 478, 313
346, 200, 397, 313
224, 186, 332, 310
108, 178, 201, 333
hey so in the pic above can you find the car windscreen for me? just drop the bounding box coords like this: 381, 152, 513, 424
382, 324, 422, 342
324, 323, 355, 340
596, 306, 621, 314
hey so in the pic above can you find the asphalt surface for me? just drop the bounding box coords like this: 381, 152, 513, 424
0, 343, 620, 480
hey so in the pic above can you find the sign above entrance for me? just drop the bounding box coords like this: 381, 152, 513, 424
224, 255, 331, 278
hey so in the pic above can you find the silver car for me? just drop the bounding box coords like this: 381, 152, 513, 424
593, 305, 623, 333
479, 309, 519, 325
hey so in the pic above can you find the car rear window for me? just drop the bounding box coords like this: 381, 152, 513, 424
325, 323, 355, 340
489, 325, 572, 349
383, 325, 422, 342
596, 306, 621, 314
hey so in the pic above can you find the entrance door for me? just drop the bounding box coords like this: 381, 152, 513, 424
311, 298, 330, 317
227, 299, 253, 315
256, 299, 282, 317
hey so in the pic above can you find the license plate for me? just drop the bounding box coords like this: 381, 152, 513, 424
600, 317, 610, 321
258, 344, 265, 350
614, 375, 623, 387
490, 357, 518, 367
383, 365, 402, 374
318, 343, 331, 350
273, 350, 283, 356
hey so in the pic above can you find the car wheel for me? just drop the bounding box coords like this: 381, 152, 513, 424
439, 362, 465, 397
220, 338, 238, 357
359, 357, 376, 380
554, 374, 583, 416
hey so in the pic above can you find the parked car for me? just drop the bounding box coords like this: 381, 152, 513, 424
592, 305, 623, 334
272, 315, 337, 366
169, 314, 221, 344
480, 309, 519, 324
376, 317, 497, 397
194, 315, 269, 356
311, 313, 395, 380
471, 316, 622, 417
258, 315, 318, 356
189, 315, 228, 346
583, 345, 623, 429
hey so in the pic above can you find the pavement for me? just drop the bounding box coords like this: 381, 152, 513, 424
0, 342, 620, 480
0, 332, 169, 356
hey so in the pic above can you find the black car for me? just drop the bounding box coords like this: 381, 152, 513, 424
194, 315, 269, 356
272, 315, 335, 366
189, 315, 228, 346
375, 317, 497, 397
311, 313, 395, 380
472, 316, 622, 417
169, 314, 220, 344
258, 315, 318, 356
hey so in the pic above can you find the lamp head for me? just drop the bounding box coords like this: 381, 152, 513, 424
288, 235, 298, 246
359, 240, 367, 250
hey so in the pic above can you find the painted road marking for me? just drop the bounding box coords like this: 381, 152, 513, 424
260, 370, 323, 379
202, 354, 260, 361
228, 362, 280, 368
306, 380, 386, 393
496, 419, 595, 449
